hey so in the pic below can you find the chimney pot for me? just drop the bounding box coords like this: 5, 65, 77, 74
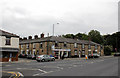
41, 33, 44, 38
19, 38, 22, 40
34, 35, 38, 39
28, 36, 32, 39
23, 37, 27, 40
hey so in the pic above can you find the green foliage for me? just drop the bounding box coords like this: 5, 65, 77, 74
104, 45, 113, 55
62, 30, 120, 53
88, 30, 104, 44
62, 34, 75, 39
103, 32, 120, 52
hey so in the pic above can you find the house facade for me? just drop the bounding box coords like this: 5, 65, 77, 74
19, 34, 104, 59
0, 30, 19, 62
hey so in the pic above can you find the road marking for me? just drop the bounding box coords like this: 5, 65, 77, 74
5, 65, 11, 67
33, 73, 40, 76
73, 65, 77, 67
38, 69, 48, 73
57, 67, 63, 70
17, 72, 24, 77
91, 62, 94, 64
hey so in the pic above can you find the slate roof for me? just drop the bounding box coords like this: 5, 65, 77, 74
0, 29, 19, 38
20, 36, 100, 46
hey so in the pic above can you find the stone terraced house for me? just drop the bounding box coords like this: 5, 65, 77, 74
19, 34, 104, 59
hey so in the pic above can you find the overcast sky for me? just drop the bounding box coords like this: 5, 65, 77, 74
0, 0, 119, 38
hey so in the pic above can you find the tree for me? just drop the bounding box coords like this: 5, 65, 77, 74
104, 45, 113, 55
75, 33, 89, 40
88, 30, 104, 44
62, 34, 75, 39
104, 32, 120, 52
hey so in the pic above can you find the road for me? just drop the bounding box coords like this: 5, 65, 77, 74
1, 56, 119, 77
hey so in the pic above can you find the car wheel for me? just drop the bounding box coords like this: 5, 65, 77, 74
42, 59, 45, 62
52, 58, 55, 61
37, 60, 40, 62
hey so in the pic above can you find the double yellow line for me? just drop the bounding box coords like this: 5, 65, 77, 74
2, 71, 22, 78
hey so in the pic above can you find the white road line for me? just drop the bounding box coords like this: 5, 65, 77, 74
38, 69, 48, 73
17, 72, 24, 77
91, 62, 94, 64
57, 67, 63, 70
33, 73, 40, 76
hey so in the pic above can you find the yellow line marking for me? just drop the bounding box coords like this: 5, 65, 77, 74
2, 71, 18, 78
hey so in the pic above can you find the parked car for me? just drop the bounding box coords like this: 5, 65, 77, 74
18, 54, 27, 58
27, 54, 32, 59
36, 55, 55, 62
31, 54, 36, 60
88, 53, 100, 58
114, 52, 120, 56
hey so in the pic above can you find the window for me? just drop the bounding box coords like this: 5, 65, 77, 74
37, 50, 39, 55
74, 50, 77, 55
42, 50, 44, 52
40, 43, 43, 48
88, 51, 91, 55
95, 45, 97, 49
6, 37, 11, 45
74, 43, 77, 48
26, 50, 28, 55
64, 42, 67, 47
82, 51, 85, 55
3, 52, 9, 58
21, 45, 23, 48
21, 51, 25, 54
88, 44, 91, 49
13, 53, 17, 58
26, 44, 29, 49
82, 44, 85, 49
55, 41, 58, 47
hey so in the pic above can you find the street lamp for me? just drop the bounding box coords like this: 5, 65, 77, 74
53, 23, 59, 36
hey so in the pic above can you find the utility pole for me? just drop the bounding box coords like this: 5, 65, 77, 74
116, 37, 118, 52
53, 24, 54, 36
53, 23, 59, 36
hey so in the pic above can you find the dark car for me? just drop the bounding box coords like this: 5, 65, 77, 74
114, 52, 120, 56
18, 54, 27, 58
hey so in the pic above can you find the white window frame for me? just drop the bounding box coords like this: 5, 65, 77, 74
88, 44, 91, 49
74, 43, 77, 48
26, 44, 29, 48
82, 44, 85, 49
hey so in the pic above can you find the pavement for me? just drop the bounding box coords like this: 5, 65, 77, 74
1, 56, 119, 77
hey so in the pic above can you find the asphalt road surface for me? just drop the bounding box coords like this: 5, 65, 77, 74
1, 56, 119, 77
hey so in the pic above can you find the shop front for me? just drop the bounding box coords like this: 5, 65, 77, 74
0, 48, 19, 62
52, 49, 71, 59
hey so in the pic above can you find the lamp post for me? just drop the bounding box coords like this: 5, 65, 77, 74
53, 23, 59, 36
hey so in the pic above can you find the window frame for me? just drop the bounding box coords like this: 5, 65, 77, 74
40, 42, 43, 48
55, 41, 59, 47
74, 43, 78, 48
5, 37, 11, 45
88, 44, 91, 49
82, 44, 85, 49
64, 42, 67, 47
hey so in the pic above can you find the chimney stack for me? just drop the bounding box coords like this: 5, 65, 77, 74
23, 37, 27, 40
28, 36, 32, 39
19, 38, 22, 40
34, 35, 38, 39
41, 33, 44, 38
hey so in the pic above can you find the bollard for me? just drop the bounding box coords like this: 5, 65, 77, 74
85, 55, 88, 60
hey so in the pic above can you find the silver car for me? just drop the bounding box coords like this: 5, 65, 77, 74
36, 55, 55, 62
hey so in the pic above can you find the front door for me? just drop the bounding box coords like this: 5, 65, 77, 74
9, 53, 12, 62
